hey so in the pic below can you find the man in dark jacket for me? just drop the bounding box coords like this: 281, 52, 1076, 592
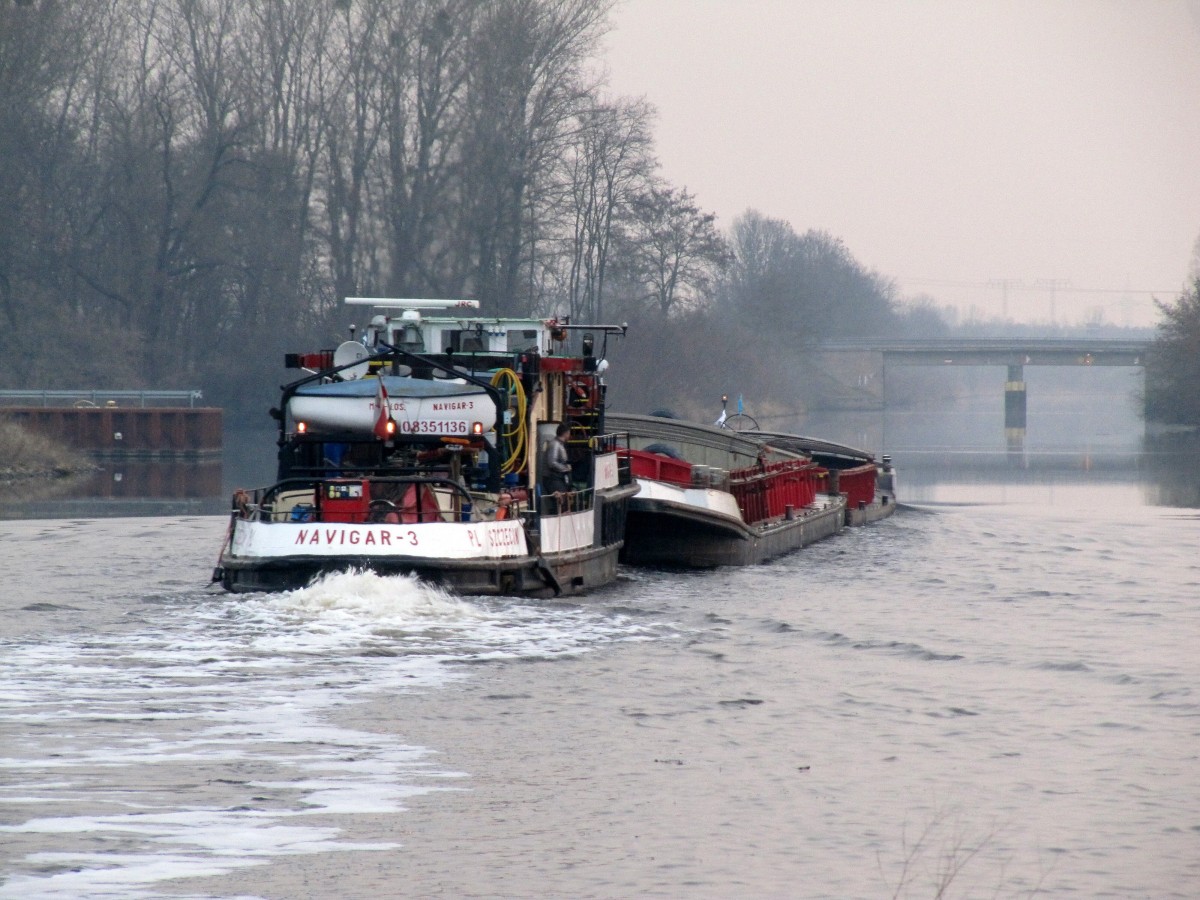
541, 423, 572, 508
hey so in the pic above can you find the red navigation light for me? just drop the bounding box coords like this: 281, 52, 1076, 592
385, 417, 397, 436
471, 421, 484, 436
297, 421, 308, 434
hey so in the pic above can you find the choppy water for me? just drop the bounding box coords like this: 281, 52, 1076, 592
1, 468, 1198, 898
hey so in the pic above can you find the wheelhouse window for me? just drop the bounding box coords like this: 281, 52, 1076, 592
506, 329, 540, 352
445, 329, 486, 353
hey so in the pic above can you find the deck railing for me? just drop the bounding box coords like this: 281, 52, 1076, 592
239, 476, 479, 524
537, 485, 595, 517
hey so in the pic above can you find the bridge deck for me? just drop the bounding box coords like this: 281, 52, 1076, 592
820, 338, 1149, 367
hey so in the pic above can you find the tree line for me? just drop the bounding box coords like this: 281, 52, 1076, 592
1146, 277, 1200, 427
0, 0, 938, 421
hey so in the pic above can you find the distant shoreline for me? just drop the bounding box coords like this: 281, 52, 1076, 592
0, 421, 97, 485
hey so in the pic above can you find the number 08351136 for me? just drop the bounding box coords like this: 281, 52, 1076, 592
399, 419, 468, 434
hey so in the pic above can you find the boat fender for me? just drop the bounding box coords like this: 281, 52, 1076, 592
643, 442, 683, 460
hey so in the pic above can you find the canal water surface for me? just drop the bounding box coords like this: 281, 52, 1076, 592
1, 411, 1197, 897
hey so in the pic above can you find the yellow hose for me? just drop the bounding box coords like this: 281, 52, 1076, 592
490, 368, 527, 474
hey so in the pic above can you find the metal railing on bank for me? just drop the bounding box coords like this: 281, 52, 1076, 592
0, 390, 205, 408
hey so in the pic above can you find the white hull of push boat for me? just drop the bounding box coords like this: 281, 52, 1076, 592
216, 484, 637, 596
226, 507, 601, 561
229, 517, 530, 561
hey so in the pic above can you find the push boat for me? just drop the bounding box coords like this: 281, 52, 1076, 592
605, 413, 848, 568
213, 298, 637, 596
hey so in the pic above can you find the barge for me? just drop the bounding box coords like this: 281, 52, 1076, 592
607, 413, 846, 568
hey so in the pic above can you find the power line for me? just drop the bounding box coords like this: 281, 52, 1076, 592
896, 277, 1178, 296
986, 278, 1023, 318
1034, 278, 1071, 325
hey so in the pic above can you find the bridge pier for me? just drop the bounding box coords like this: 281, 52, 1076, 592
1004, 364, 1026, 452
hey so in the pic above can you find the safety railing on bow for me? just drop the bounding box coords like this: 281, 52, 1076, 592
233, 476, 483, 525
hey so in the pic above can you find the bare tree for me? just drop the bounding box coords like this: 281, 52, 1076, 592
0, 1, 113, 342
627, 184, 728, 318
0, 0, 636, 400
0, 0, 63, 332
561, 97, 654, 321
62, 1, 191, 372
722, 209, 802, 323
459, 0, 611, 315
722, 209, 897, 341
376, 0, 476, 299
234, 0, 337, 333
316, 0, 388, 303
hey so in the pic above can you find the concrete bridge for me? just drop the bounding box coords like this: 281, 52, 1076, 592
821, 337, 1149, 368
813, 337, 1153, 449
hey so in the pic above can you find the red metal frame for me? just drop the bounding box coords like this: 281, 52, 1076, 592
620, 449, 693, 486
837, 464, 877, 508
728, 459, 825, 525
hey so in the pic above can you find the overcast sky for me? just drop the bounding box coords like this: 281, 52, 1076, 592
602, 0, 1200, 327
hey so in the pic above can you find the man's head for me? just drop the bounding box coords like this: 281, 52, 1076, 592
555, 423, 570, 439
